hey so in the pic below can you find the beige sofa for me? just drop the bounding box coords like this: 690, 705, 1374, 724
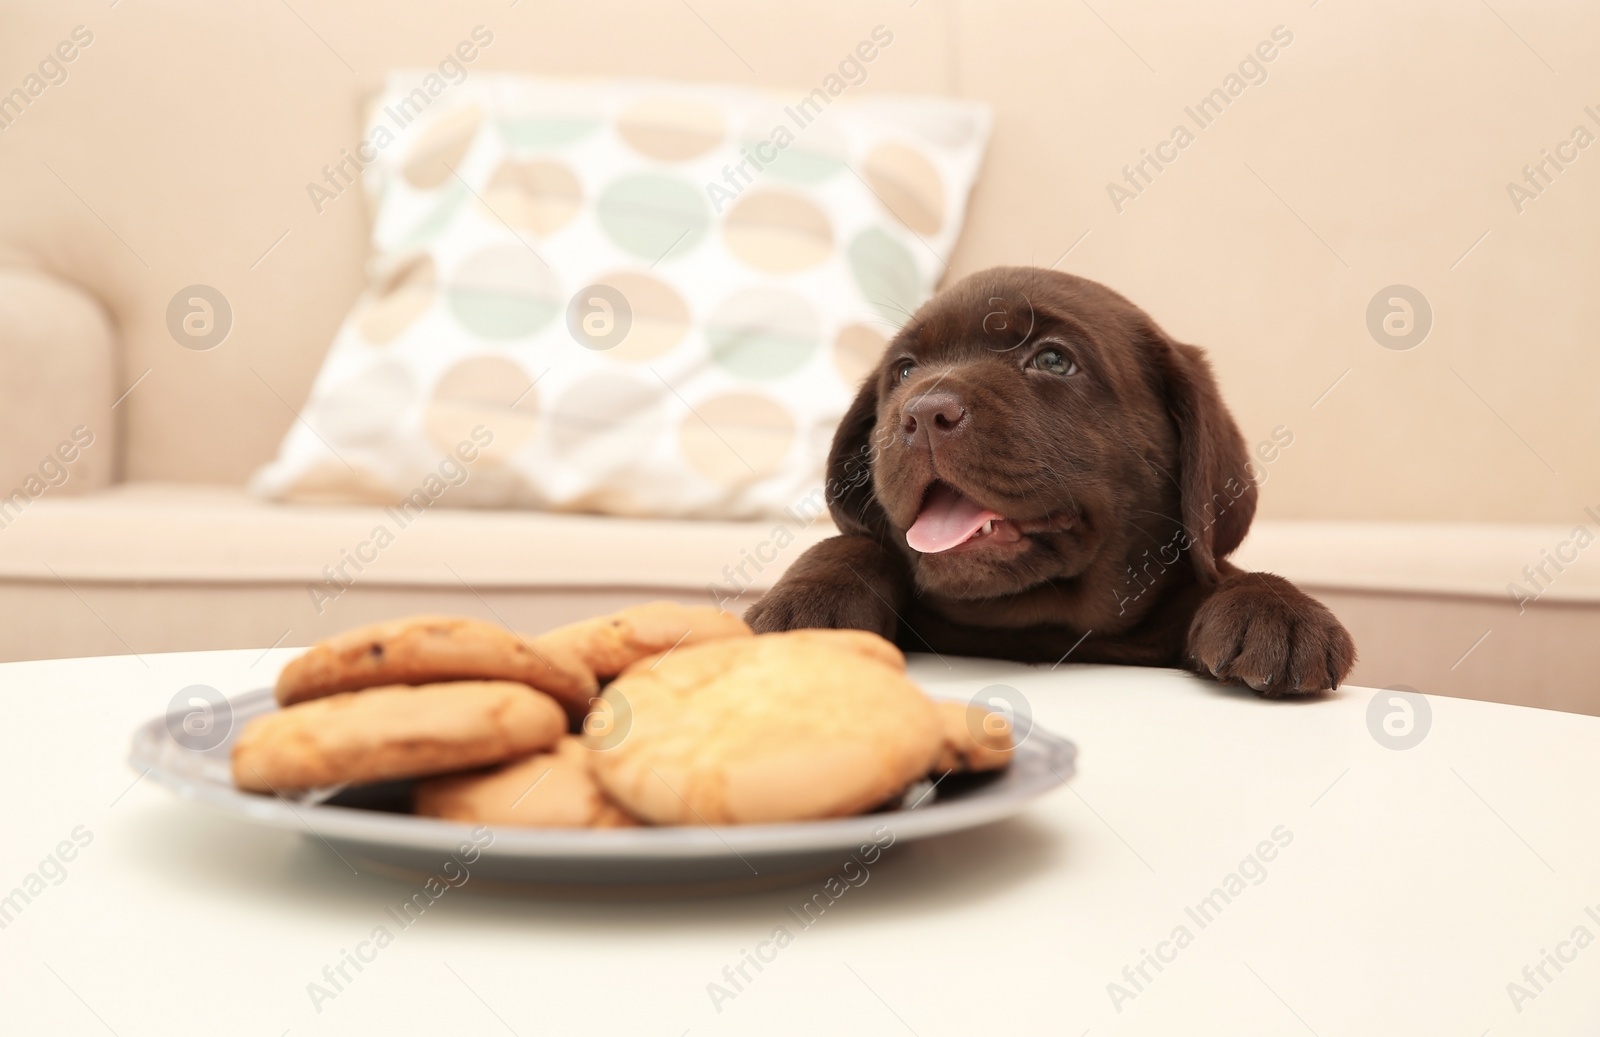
3, 0, 1597, 713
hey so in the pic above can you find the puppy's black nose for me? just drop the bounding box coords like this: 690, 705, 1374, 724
902, 392, 968, 439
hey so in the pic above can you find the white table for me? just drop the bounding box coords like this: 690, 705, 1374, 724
2, 648, 1598, 1036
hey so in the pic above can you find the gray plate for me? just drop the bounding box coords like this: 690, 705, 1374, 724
130, 688, 1075, 889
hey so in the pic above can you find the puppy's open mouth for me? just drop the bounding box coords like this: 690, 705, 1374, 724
906, 482, 1025, 554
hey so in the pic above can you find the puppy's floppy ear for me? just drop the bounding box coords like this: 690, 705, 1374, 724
824, 374, 892, 539
1154, 336, 1257, 584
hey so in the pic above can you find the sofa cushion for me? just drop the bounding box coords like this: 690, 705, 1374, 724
1232, 522, 1600, 604
249, 70, 990, 520
0, 482, 838, 664
0, 482, 836, 597
5, 484, 1595, 605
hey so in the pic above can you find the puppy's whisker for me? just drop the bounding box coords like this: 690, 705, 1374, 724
864, 293, 917, 327
1126, 506, 1186, 531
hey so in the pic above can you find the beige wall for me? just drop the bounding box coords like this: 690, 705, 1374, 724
948, 0, 1600, 523
1, 0, 1596, 522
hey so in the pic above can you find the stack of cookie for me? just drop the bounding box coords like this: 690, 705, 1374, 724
232, 604, 1013, 828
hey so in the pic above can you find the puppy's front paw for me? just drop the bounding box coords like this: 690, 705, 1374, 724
1186, 573, 1355, 697
744, 579, 897, 641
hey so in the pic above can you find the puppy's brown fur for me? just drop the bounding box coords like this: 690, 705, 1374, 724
747, 267, 1354, 696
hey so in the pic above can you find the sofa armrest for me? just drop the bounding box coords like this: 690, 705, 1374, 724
0, 267, 117, 503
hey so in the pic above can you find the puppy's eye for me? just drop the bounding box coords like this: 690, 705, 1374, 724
1030, 347, 1078, 377
896, 359, 916, 383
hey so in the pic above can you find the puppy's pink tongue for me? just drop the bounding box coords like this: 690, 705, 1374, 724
906, 484, 1002, 553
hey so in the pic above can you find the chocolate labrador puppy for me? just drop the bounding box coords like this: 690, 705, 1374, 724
746, 266, 1354, 695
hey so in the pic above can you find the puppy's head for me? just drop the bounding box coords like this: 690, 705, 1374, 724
826, 266, 1256, 601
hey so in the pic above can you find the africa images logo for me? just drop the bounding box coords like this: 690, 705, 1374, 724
1366, 685, 1431, 750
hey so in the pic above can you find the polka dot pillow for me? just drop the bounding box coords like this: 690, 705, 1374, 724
251, 71, 991, 519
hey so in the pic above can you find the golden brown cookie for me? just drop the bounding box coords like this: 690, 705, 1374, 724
534, 602, 752, 680
413, 737, 638, 828
931, 700, 1014, 773
233, 681, 566, 793
274, 615, 596, 717
584, 629, 942, 825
